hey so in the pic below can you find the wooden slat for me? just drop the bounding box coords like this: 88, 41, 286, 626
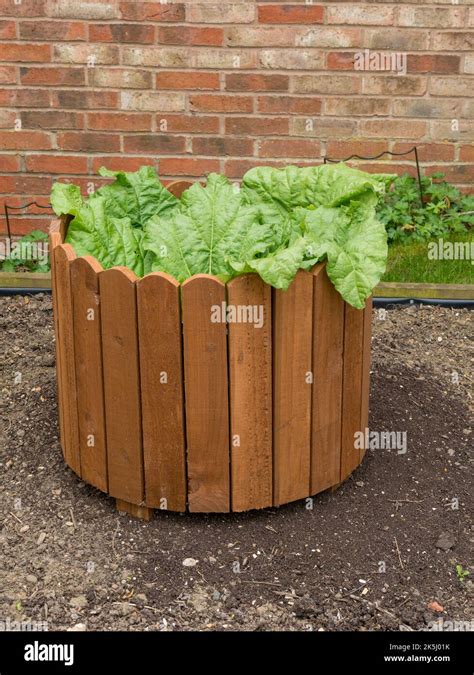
340, 303, 365, 481
70, 256, 107, 493
137, 272, 186, 511
100, 267, 144, 505
181, 275, 230, 512
273, 271, 313, 505
53, 244, 81, 475
360, 297, 373, 462
116, 499, 153, 521
49, 224, 64, 456
227, 275, 272, 511
311, 265, 345, 494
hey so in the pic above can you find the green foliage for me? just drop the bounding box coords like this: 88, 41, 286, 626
455, 564, 470, 583
377, 172, 474, 244
0, 230, 50, 273
51, 163, 393, 309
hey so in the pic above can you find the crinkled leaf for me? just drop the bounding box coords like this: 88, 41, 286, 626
96, 165, 178, 227
143, 173, 275, 281
243, 163, 393, 211
63, 196, 145, 276
303, 195, 388, 308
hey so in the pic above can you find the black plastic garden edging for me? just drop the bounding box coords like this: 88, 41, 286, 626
0, 286, 473, 309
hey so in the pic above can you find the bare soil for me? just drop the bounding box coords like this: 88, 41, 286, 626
0, 296, 472, 632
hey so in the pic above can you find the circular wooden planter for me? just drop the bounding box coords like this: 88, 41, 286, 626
49, 181, 372, 520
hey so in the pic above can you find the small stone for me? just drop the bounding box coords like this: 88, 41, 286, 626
69, 595, 88, 609
26, 574, 38, 584
436, 532, 456, 552
37, 532, 46, 545
182, 558, 198, 567
19, 525, 29, 533
67, 623, 87, 632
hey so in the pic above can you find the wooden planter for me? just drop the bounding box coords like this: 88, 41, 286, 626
49, 181, 372, 519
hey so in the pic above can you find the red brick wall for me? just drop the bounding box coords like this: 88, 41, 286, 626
0, 0, 473, 234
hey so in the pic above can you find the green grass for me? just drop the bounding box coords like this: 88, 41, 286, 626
383, 234, 474, 285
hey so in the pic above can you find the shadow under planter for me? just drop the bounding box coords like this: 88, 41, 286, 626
48, 181, 372, 519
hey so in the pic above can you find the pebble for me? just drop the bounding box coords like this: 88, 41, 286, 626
182, 558, 198, 567
26, 574, 38, 584
67, 623, 87, 632
69, 595, 88, 609
37, 532, 46, 545
436, 531, 456, 552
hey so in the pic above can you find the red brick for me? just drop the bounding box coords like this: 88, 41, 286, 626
0, 175, 51, 194
189, 95, 253, 113
19, 20, 86, 41
425, 164, 474, 183
0, 156, 20, 172
407, 55, 460, 74
57, 132, 120, 153
119, 2, 185, 22
226, 73, 288, 92
156, 71, 220, 90
0, 110, 17, 128
360, 120, 427, 140
355, 163, 417, 178
258, 5, 324, 24
192, 137, 254, 157
157, 115, 220, 134
259, 139, 321, 159
21, 110, 83, 130
89, 23, 155, 44
224, 159, 282, 179
91, 156, 157, 173
158, 26, 223, 46
226, 117, 288, 136
0, 215, 52, 236
0, 43, 51, 63
3, 89, 50, 107
327, 52, 355, 71
392, 143, 455, 162
123, 135, 186, 154
0, 131, 51, 150
325, 98, 390, 117
52, 90, 118, 109
326, 141, 388, 160
0, 0, 45, 17
257, 96, 321, 115
291, 117, 356, 139
88, 113, 152, 132
159, 158, 221, 177
26, 154, 89, 174
460, 146, 474, 161
0, 20, 16, 39
0, 66, 17, 85
20, 66, 85, 86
